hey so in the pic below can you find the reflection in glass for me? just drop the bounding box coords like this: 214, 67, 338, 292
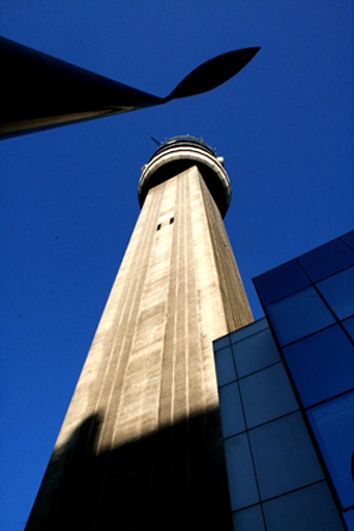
284, 325, 354, 406
233, 328, 280, 378
215, 346, 236, 386
299, 239, 353, 282
263, 482, 345, 531
249, 412, 323, 499
224, 434, 259, 510
317, 266, 354, 320
254, 260, 311, 305
267, 287, 335, 346
219, 383, 245, 437
239, 364, 298, 428
308, 392, 354, 509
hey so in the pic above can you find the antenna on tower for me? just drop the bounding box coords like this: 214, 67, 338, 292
150, 136, 161, 146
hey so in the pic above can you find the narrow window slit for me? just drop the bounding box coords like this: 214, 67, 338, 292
169, 217, 174, 224
156, 223, 161, 231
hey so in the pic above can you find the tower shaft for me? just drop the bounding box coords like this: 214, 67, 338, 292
27, 151, 252, 529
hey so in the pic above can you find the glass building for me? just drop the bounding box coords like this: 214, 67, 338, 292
214, 230, 354, 530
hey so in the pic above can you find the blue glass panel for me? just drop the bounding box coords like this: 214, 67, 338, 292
239, 364, 298, 428
219, 383, 245, 437
233, 328, 280, 378
213, 334, 230, 350
317, 266, 354, 320
308, 392, 354, 509
342, 316, 354, 341
267, 287, 335, 346
263, 482, 345, 531
233, 505, 265, 531
214, 346, 236, 386
341, 230, 354, 251
299, 238, 354, 282
284, 325, 354, 406
254, 260, 311, 305
249, 412, 323, 499
344, 509, 354, 531
229, 317, 268, 343
224, 434, 259, 510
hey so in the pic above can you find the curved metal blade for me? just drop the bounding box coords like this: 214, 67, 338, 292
166, 47, 261, 101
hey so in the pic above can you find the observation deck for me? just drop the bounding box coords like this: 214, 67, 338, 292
138, 135, 232, 217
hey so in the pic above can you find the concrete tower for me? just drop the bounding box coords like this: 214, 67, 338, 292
26, 136, 253, 530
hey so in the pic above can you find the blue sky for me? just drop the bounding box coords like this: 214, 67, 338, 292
1, 2, 353, 529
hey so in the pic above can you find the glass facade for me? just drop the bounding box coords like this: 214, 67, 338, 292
262, 482, 345, 531
266, 286, 335, 346
232, 326, 280, 377
214, 318, 344, 530
214, 230, 353, 529
253, 229, 354, 529
252, 260, 311, 305
298, 238, 354, 282
317, 266, 354, 320
239, 364, 298, 428
343, 317, 354, 341
283, 325, 354, 407
308, 393, 354, 510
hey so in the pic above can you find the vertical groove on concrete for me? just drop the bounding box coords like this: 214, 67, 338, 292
92, 184, 170, 519
200, 176, 253, 331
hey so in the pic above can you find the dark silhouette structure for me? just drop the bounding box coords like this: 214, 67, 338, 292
0, 36, 260, 139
